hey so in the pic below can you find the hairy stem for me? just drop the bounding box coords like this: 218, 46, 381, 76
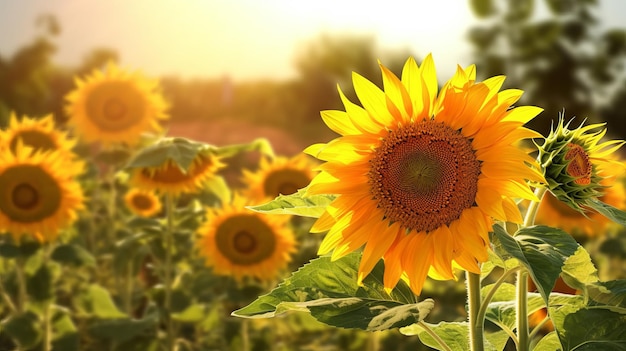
467, 271, 484, 351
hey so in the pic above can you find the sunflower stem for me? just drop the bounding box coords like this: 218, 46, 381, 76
14, 256, 27, 314
517, 186, 547, 351
241, 318, 250, 351
418, 321, 452, 351
466, 271, 484, 351
164, 193, 176, 351
366, 331, 380, 351
476, 266, 521, 330
42, 244, 53, 351
0, 272, 17, 314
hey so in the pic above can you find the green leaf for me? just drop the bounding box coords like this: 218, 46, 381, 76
125, 137, 213, 170
247, 188, 336, 218
171, 303, 208, 323
27, 264, 53, 302
560, 246, 599, 293
585, 198, 626, 226
232, 252, 433, 331
491, 224, 579, 305
588, 280, 626, 308
51, 244, 96, 267
533, 332, 562, 351
88, 313, 159, 343
552, 307, 626, 350
1, 311, 42, 349
212, 137, 275, 159
0, 242, 20, 258
469, 0, 495, 18
400, 322, 469, 351
51, 308, 79, 351
75, 284, 127, 319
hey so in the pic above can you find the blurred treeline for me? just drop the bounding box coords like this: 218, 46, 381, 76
1, 0, 626, 147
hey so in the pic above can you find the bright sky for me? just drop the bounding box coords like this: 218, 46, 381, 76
0, 0, 624, 82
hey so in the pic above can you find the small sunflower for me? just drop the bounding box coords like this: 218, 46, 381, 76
0, 113, 77, 159
196, 196, 296, 282
0, 144, 84, 242
124, 188, 162, 217
129, 151, 224, 196
241, 154, 317, 202
538, 117, 625, 212
64, 61, 169, 146
306, 55, 545, 295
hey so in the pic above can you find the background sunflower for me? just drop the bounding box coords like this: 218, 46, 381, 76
0, 113, 76, 159
64, 62, 169, 147
124, 188, 162, 217
196, 196, 296, 282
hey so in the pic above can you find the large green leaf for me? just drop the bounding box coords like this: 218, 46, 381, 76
125, 137, 212, 170
247, 188, 336, 218
87, 313, 159, 343
400, 322, 509, 351
212, 137, 275, 159
51, 244, 96, 267
491, 224, 579, 305
533, 332, 562, 351
588, 280, 626, 308
585, 198, 626, 226
551, 306, 626, 350
1, 311, 42, 349
74, 284, 127, 319
560, 246, 599, 293
232, 252, 433, 331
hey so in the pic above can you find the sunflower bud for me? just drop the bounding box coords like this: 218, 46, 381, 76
538, 116, 625, 213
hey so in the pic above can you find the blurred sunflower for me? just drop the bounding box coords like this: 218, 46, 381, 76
64, 61, 168, 146
0, 113, 76, 159
196, 196, 296, 282
0, 144, 84, 242
306, 55, 544, 295
241, 154, 317, 202
130, 151, 224, 196
124, 188, 162, 217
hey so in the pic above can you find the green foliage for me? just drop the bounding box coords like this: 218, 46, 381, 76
51, 243, 96, 267
247, 187, 336, 218
491, 224, 579, 305
87, 312, 159, 343
585, 198, 626, 226
551, 306, 626, 350
233, 252, 434, 331
400, 322, 510, 351
533, 332, 562, 351
1, 311, 42, 349
74, 284, 127, 319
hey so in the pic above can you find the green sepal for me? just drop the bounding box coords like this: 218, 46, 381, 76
124, 137, 216, 170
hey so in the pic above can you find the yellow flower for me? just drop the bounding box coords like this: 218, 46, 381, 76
306, 55, 545, 295
241, 154, 317, 202
124, 188, 162, 217
130, 152, 224, 196
0, 144, 84, 242
196, 196, 296, 282
0, 113, 77, 159
64, 62, 168, 147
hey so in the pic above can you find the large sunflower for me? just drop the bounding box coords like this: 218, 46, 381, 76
0, 144, 84, 242
0, 113, 76, 159
129, 152, 225, 196
124, 188, 162, 218
306, 55, 545, 295
64, 62, 169, 146
241, 154, 317, 202
196, 196, 296, 282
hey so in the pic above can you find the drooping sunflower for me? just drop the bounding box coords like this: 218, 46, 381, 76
0, 144, 84, 242
124, 188, 162, 217
64, 61, 169, 146
0, 113, 77, 159
306, 54, 545, 295
241, 154, 317, 202
196, 195, 296, 282
129, 151, 225, 196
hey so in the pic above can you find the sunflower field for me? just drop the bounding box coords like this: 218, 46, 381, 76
2, 1, 626, 351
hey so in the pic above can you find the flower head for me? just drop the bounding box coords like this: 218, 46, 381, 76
0, 144, 84, 242
306, 55, 544, 295
538, 117, 625, 213
241, 154, 317, 202
124, 188, 162, 217
196, 195, 296, 282
65, 62, 169, 147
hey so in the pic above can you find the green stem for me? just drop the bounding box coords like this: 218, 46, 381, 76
476, 266, 522, 329
529, 313, 551, 341
123, 259, 134, 314
14, 256, 27, 313
418, 321, 452, 351
241, 318, 250, 351
366, 331, 380, 351
42, 244, 52, 351
517, 186, 547, 351
0, 274, 17, 313
466, 271, 484, 351
164, 193, 176, 351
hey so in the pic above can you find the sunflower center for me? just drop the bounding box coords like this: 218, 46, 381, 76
215, 214, 277, 265
0, 165, 62, 223
233, 230, 257, 254
564, 143, 592, 185
12, 184, 39, 210
9, 131, 57, 154
103, 98, 127, 121
369, 120, 481, 232
131, 193, 153, 210
263, 169, 311, 197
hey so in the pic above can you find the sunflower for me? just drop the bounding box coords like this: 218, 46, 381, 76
305, 54, 545, 295
0, 113, 77, 159
129, 152, 225, 196
64, 61, 169, 146
124, 188, 162, 217
241, 154, 317, 202
196, 195, 296, 282
0, 144, 84, 242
